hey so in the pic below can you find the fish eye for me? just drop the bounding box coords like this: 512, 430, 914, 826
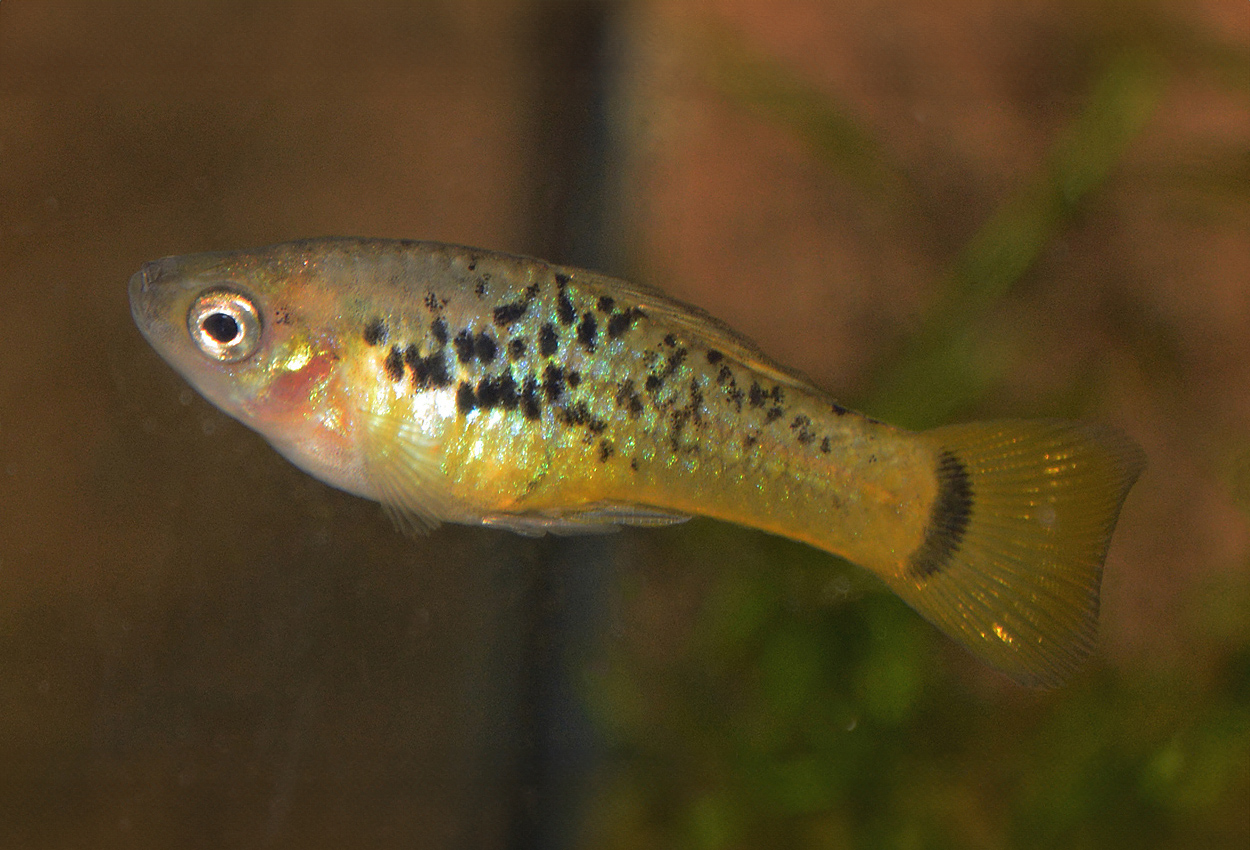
187, 289, 262, 362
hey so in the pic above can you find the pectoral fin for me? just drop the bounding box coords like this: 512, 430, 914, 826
359, 407, 455, 536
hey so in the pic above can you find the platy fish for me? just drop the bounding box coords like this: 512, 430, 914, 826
129, 238, 1144, 686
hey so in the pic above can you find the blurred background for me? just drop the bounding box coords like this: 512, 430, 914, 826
1, 1, 1246, 847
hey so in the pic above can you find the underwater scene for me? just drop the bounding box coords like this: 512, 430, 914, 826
1, 2, 1246, 848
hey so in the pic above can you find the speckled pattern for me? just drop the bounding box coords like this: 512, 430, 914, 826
317, 239, 936, 566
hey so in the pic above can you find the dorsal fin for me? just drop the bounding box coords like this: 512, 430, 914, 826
568, 266, 819, 392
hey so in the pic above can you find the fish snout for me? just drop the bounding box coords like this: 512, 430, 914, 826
128, 258, 182, 336
128, 258, 176, 299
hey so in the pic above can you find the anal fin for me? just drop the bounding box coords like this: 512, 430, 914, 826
481, 501, 690, 537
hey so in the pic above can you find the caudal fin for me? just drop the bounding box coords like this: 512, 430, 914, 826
897, 420, 1145, 687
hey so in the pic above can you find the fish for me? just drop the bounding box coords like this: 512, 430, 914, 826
129, 237, 1145, 686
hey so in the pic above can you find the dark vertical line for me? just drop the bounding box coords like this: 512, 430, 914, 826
521, 0, 623, 273
506, 3, 626, 850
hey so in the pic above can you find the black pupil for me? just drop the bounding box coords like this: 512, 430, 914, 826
203, 312, 240, 344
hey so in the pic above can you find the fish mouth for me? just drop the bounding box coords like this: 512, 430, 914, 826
128, 264, 154, 336
128, 258, 169, 302
128, 258, 180, 342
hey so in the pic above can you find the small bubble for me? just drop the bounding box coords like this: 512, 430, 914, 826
201, 418, 217, 436
845, 717, 858, 732
179, 389, 193, 406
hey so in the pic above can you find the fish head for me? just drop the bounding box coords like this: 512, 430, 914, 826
129, 244, 371, 497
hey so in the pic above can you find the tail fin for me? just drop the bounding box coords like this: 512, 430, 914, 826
897, 420, 1145, 686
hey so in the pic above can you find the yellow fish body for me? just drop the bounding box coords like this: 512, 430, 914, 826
129, 238, 1144, 686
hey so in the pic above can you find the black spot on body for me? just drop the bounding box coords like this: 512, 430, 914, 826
475, 332, 497, 363
403, 345, 421, 371
454, 330, 475, 363
671, 408, 691, 439
791, 415, 815, 444
630, 458, 639, 471
597, 296, 615, 313
508, 338, 527, 359
539, 323, 559, 357
405, 346, 451, 389
748, 382, 767, 408
646, 347, 687, 394
744, 434, 759, 450
521, 377, 541, 420
431, 318, 448, 345
476, 377, 500, 408
493, 301, 527, 326
567, 371, 581, 388
663, 334, 677, 347
716, 365, 733, 384
907, 451, 974, 579
765, 406, 784, 423
472, 382, 497, 407
577, 312, 598, 352
384, 346, 404, 382
598, 440, 614, 462
363, 318, 387, 346
820, 436, 831, 454
424, 292, 440, 311
555, 402, 605, 434
664, 347, 687, 378
725, 386, 744, 411
543, 364, 565, 401
497, 372, 519, 408
474, 279, 487, 298
706, 349, 723, 365
476, 370, 518, 410
525, 283, 540, 300
831, 402, 850, 416
456, 382, 477, 414
556, 277, 576, 326
616, 380, 644, 417
557, 402, 586, 426
606, 308, 639, 339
